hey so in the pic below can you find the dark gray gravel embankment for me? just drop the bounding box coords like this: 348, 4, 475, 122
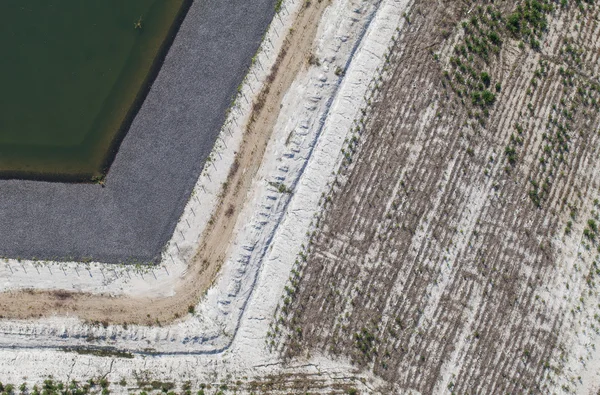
0, 0, 276, 263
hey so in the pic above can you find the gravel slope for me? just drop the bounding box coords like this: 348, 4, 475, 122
0, 0, 275, 263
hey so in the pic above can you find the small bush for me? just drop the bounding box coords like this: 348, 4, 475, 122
480, 72, 491, 87
529, 189, 541, 207
588, 219, 598, 233
482, 90, 496, 105
505, 146, 517, 165
274, 0, 284, 13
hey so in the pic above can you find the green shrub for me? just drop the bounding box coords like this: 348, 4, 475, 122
588, 219, 598, 233
482, 90, 496, 105
507, 13, 522, 34
505, 146, 517, 165
529, 189, 541, 207
274, 0, 284, 13
481, 72, 491, 87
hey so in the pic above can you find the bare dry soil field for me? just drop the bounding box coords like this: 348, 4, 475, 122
277, 0, 600, 392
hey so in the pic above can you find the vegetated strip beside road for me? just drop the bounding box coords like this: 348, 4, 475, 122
0, 0, 330, 325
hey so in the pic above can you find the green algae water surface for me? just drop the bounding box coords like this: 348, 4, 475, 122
0, 0, 188, 181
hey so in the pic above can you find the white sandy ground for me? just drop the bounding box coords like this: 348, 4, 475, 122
540, 148, 600, 393
499, 11, 600, 394
0, 0, 412, 389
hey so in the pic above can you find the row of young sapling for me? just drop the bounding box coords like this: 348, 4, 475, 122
260, 1, 600, 389
528, 3, 600, 386
265, 24, 404, 357
515, 2, 600, 210
440, 0, 599, 216
546, 191, 600, 392
0, 375, 241, 395
482, 4, 600, 383
272, 0, 599, 379
440, 0, 583, 191
442, 4, 505, 124
269, 0, 557, 361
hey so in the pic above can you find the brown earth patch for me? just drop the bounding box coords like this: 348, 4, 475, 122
281, 0, 600, 392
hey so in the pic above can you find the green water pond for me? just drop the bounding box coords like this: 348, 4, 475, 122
0, 0, 187, 180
